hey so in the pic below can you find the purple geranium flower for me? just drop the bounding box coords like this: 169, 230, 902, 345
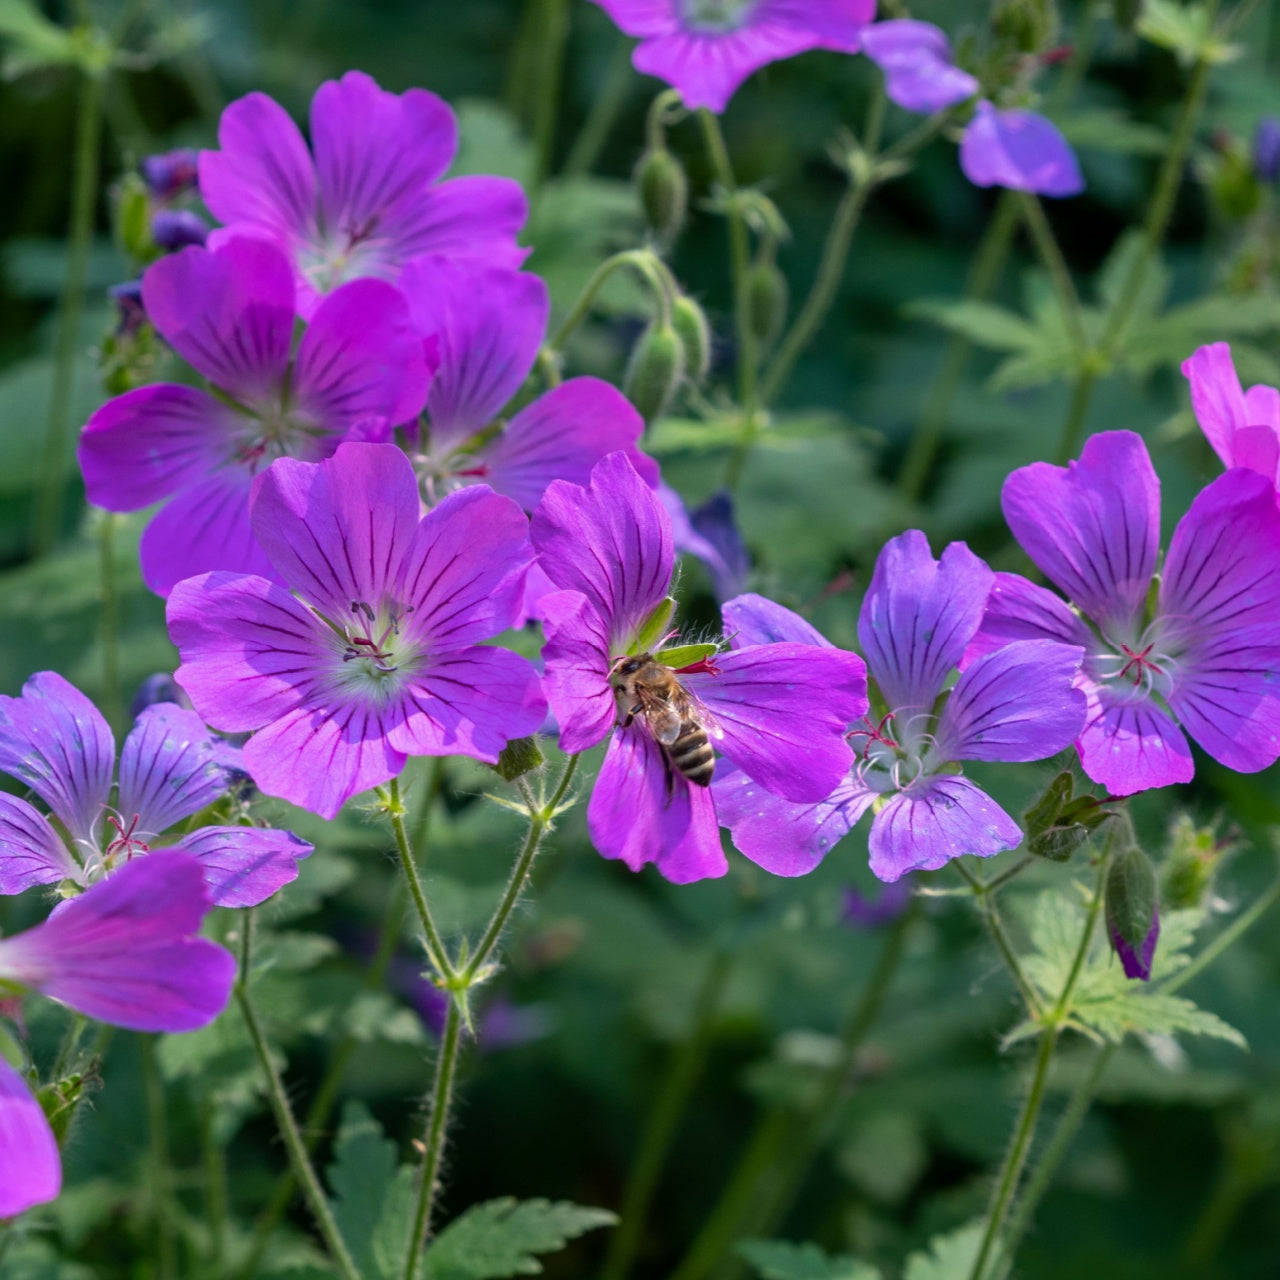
140, 147, 199, 200
0, 853, 235, 1217
398, 256, 659, 510
79, 237, 432, 597
968, 431, 1280, 795
532, 452, 868, 883
200, 70, 528, 314
715, 539, 1087, 883
861, 19, 979, 113
589, 0, 875, 114
1182, 342, 1280, 486
960, 101, 1084, 197
1255, 115, 1280, 183
0, 672, 309, 908
168, 442, 546, 820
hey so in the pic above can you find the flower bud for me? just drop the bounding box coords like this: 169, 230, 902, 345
746, 261, 788, 349
107, 280, 146, 337
636, 146, 688, 247
1022, 771, 1111, 863
1161, 814, 1234, 911
491, 735, 545, 783
151, 209, 209, 252
139, 147, 199, 201
992, 0, 1060, 52
1254, 116, 1280, 184
624, 322, 686, 423
671, 294, 712, 383
1104, 830, 1160, 982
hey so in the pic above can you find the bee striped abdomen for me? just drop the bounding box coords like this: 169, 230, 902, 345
668, 719, 715, 787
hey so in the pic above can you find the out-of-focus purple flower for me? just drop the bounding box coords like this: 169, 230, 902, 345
151, 209, 209, 251
968, 431, 1280, 796
129, 672, 192, 718
716, 544, 1085, 882
842, 879, 912, 928
1255, 116, 1280, 183
1182, 342, 1280, 486
861, 19, 979, 113
78, 237, 432, 597
657, 485, 750, 601
399, 256, 659, 511
588, 0, 875, 114
960, 101, 1084, 196
108, 279, 145, 336
0, 1058, 60, 1217
0, 853, 235, 1031
168, 443, 546, 820
199, 70, 528, 316
139, 148, 199, 200
532, 453, 868, 883
0, 672, 310, 908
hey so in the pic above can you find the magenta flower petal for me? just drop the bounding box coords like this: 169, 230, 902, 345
587, 729, 727, 883
686, 643, 866, 802
858, 531, 993, 713
960, 101, 1084, 197
117, 704, 237, 835
0, 794, 79, 893
138, 469, 269, 598
249, 443, 422, 620
169, 573, 330, 734
861, 19, 980, 113
0, 1060, 60, 1217
200, 91, 317, 245
715, 765, 873, 875
721, 593, 834, 648
1002, 431, 1158, 637
531, 452, 673, 644
963, 571, 1093, 666
292, 278, 432, 432
869, 776, 1020, 882
311, 71, 456, 236
169, 825, 312, 908
78, 383, 240, 512
396, 485, 533, 649
386, 646, 546, 763
483, 378, 656, 512
1182, 342, 1280, 482
1077, 691, 1193, 795
935, 639, 1085, 763
399, 257, 548, 451
0, 854, 235, 1032
142, 239, 295, 401
0, 672, 114, 845
399, 175, 530, 270
538, 589, 618, 752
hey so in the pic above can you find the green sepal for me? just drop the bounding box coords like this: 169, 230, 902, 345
490, 736, 544, 783
634, 596, 676, 654
1162, 814, 1233, 910
115, 175, 154, 263
655, 642, 719, 669
0, 1021, 24, 1070
37, 1071, 88, 1144
1022, 771, 1111, 862
1104, 839, 1159, 965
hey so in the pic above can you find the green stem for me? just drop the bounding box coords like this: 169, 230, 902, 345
141, 1034, 176, 1280
403, 1001, 464, 1278
530, 0, 570, 193
698, 111, 758, 438
896, 193, 1021, 502
563, 40, 633, 177
201, 1101, 229, 1276
954, 860, 1042, 1017
463, 754, 580, 981
669, 905, 914, 1280
601, 949, 733, 1280
1052, 366, 1099, 466
235, 915, 362, 1280
544, 249, 674, 357
386, 776, 453, 980
1017, 193, 1091, 358
991, 1042, 1116, 1280
967, 857, 1108, 1280
34, 66, 105, 556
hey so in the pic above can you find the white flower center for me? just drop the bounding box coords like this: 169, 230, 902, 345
680, 0, 758, 33
849, 709, 939, 795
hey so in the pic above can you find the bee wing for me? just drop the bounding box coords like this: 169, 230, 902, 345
637, 688, 684, 745
679, 684, 723, 741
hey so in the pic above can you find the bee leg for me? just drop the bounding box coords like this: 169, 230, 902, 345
662, 751, 676, 806
617, 701, 642, 730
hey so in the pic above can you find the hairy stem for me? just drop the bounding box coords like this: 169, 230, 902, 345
386, 776, 453, 980
954, 859, 1042, 1017
141, 1034, 176, 1280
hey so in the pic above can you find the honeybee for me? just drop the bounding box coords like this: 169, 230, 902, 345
608, 653, 717, 791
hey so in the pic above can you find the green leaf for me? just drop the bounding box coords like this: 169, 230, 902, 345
737, 1238, 883, 1280
1055, 108, 1167, 156
1136, 0, 1239, 64
903, 1223, 985, 1280
835, 1109, 927, 1204
0, 0, 78, 75
327, 1103, 400, 1280
421, 1198, 617, 1280
907, 299, 1041, 352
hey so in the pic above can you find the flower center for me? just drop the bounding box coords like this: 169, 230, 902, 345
299, 220, 396, 295
848, 710, 936, 794
680, 0, 758, 33
1092, 625, 1177, 702
324, 598, 422, 704
232, 398, 328, 474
